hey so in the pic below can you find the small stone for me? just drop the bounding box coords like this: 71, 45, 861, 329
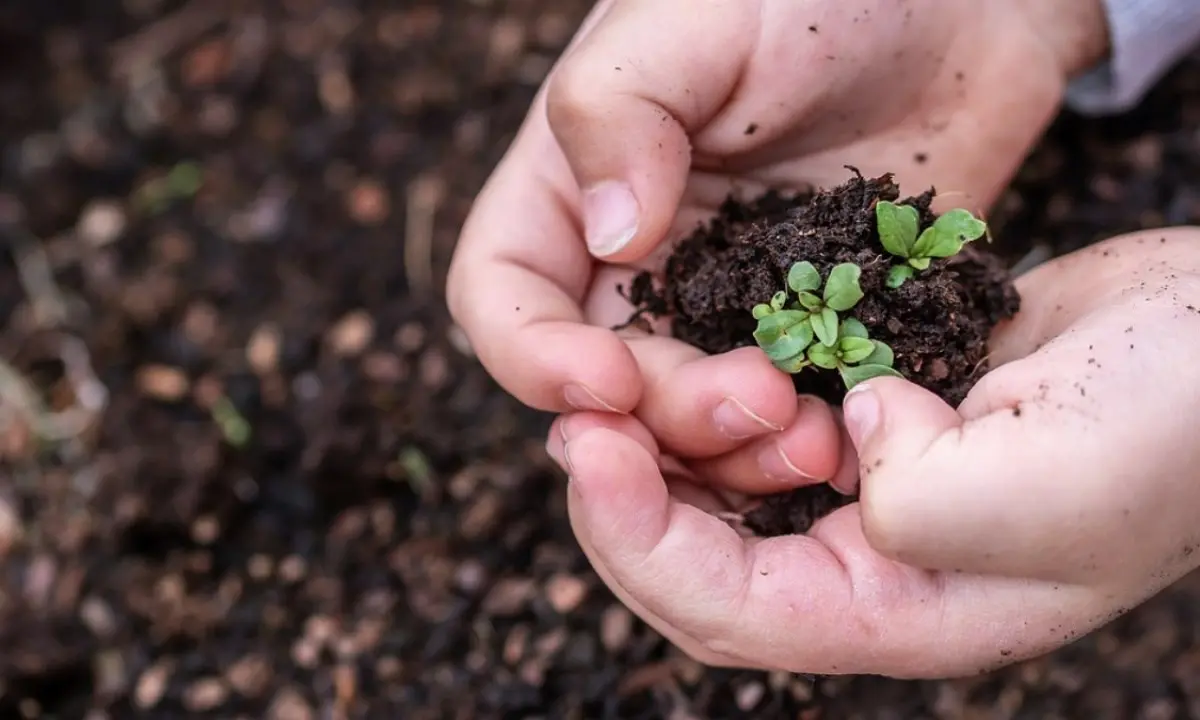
482, 577, 536, 616
77, 201, 126, 247
278, 555, 307, 582
191, 515, 220, 545
347, 179, 389, 224
328, 310, 374, 357
247, 324, 281, 374
134, 662, 171, 708
0, 497, 22, 556
79, 596, 116, 637
94, 650, 128, 697
227, 654, 271, 697
136, 365, 189, 401
267, 687, 314, 720
600, 605, 633, 651
736, 681, 765, 711
184, 678, 229, 711
545, 574, 588, 614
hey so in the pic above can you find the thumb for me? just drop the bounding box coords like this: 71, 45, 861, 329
545, 0, 755, 260
842, 376, 1021, 573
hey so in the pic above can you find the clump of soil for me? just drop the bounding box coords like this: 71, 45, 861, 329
627, 169, 1020, 536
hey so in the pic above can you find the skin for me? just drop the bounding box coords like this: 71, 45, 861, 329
448, 0, 1200, 676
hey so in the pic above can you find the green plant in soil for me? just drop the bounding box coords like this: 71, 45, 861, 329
751, 202, 988, 389
751, 262, 901, 389
875, 201, 989, 288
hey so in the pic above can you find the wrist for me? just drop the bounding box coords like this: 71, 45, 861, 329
1014, 0, 1112, 79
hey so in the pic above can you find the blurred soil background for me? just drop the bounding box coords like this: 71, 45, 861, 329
0, 1, 1198, 718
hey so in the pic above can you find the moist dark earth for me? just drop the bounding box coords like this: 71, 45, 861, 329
626, 172, 1020, 537
0, 2, 1199, 719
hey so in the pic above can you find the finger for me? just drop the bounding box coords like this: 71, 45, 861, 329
690, 394, 843, 494
625, 341, 799, 458
545, 0, 755, 259
565, 426, 1107, 677
545, 411, 660, 474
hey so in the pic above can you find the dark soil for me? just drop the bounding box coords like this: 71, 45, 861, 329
627, 170, 1019, 536
1, 3, 1200, 719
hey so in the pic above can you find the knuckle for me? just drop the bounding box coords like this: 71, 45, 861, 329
545, 58, 604, 133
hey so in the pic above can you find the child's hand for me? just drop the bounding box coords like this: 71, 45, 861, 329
448, 0, 1106, 490
547, 228, 1200, 677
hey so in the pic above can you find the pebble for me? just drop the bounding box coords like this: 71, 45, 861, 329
347, 179, 389, 224
0, 496, 21, 556
134, 662, 171, 708
544, 574, 588, 614
77, 200, 126, 247
328, 310, 374, 357
247, 324, 282, 373
79, 596, 116, 637
94, 650, 128, 697
736, 681, 765, 711
600, 605, 633, 651
184, 678, 229, 711
267, 687, 314, 720
136, 365, 189, 401
227, 653, 272, 697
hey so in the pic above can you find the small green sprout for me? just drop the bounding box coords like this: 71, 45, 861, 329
809, 318, 903, 389
751, 263, 900, 389
751, 260, 864, 372
754, 261, 864, 345
875, 201, 988, 287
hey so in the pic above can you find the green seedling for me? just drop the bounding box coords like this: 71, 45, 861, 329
808, 318, 903, 389
751, 263, 899, 389
875, 201, 988, 287
752, 261, 864, 350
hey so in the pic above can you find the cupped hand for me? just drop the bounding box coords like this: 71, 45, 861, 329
447, 0, 1101, 490
548, 227, 1200, 678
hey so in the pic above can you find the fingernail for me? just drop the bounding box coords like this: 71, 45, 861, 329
843, 384, 880, 449
561, 441, 576, 474
713, 396, 783, 439
758, 444, 818, 484
564, 384, 619, 412
582, 181, 639, 257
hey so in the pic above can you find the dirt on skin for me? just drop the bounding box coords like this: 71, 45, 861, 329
627, 169, 1020, 535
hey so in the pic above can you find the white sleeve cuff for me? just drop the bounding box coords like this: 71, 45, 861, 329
1065, 0, 1200, 115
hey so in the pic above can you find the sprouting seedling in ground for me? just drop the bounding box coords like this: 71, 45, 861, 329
875, 201, 988, 287
752, 261, 864, 349
806, 318, 903, 389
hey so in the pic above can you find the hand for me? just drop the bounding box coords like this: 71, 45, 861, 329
547, 227, 1200, 678
447, 0, 1107, 491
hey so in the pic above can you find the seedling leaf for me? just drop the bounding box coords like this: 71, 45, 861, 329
753, 310, 809, 345
812, 307, 839, 346
909, 257, 931, 270
752, 303, 774, 319
886, 265, 914, 288
839, 337, 876, 364
761, 323, 814, 361
787, 261, 822, 293
770, 291, 788, 311
839, 363, 903, 389
862, 340, 895, 367
774, 354, 811, 373
823, 263, 864, 311
932, 208, 988, 244
807, 343, 839, 370
839, 317, 869, 339
797, 291, 824, 311
875, 201, 920, 258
